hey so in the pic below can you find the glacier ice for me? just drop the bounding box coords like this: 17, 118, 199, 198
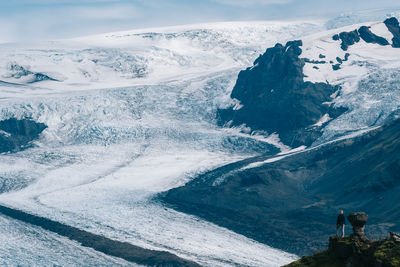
2, 17, 399, 265
318, 66, 400, 143
0, 21, 324, 266
0, 215, 136, 266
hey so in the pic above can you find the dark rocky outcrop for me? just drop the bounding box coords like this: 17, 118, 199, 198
358, 26, 390, 46
217, 40, 344, 147
287, 236, 400, 267
161, 118, 400, 255
332, 30, 360, 51
0, 118, 47, 153
285, 215, 400, 267
304, 58, 326, 64
332, 18, 399, 49
7, 63, 58, 83
332, 53, 350, 71
384, 17, 400, 48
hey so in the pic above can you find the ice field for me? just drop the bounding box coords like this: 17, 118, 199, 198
0, 14, 400, 265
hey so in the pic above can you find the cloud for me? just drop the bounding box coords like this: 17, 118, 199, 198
0, 2, 144, 43
210, 0, 294, 7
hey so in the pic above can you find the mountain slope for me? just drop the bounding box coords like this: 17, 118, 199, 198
218, 18, 400, 147
162, 116, 400, 255
161, 18, 400, 256
217, 39, 344, 147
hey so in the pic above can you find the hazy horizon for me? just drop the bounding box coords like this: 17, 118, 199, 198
1, 0, 400, 43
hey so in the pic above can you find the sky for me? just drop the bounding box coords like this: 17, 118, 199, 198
1, 0, 399, 43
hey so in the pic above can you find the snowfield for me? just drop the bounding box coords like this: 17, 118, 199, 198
1, 15, 400, 265
301, 20, 400, 143
0, 20, 323, 266
0, 20, 323, 93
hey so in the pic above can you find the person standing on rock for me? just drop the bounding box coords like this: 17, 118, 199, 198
336, 210, 346, 237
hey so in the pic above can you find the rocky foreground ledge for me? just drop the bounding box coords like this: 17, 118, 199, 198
285, 212, 400, 267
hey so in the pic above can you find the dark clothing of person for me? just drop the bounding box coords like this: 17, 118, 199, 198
336, 213, 346, 237
337, 214, 345, 226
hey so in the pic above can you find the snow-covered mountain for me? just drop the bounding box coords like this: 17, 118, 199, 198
0, 15, 399, 266
219, 18, 400, 147
0, 20, 325, 266
164, 109, 400, 256
163, 17, 400, 256
0, 21, 323, 94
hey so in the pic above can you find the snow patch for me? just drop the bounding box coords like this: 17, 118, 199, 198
313, 114, 331, 127
0, 129, 11, 137
232, 98, 244, 110
369, 22, 394, 45
241, 155, 287, 170
241, 145, 307, 170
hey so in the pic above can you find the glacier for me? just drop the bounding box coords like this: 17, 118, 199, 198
1, 14, 400, 265
0, 215, 135, 266
0, 20, 325, 266
301, 19, 400, 144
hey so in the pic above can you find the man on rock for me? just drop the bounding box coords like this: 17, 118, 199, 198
336, 210, 346, 237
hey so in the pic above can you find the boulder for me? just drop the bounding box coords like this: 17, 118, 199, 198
347, 212, 368, 241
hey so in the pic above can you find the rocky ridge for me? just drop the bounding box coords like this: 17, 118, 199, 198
286, 212, 400, 267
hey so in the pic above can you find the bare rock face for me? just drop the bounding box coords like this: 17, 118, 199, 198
347, 212, 368, 241
216, 40, 344, 147
332, 30, 360, 50
0, 118, 47, 153
384, 17, 400, 48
